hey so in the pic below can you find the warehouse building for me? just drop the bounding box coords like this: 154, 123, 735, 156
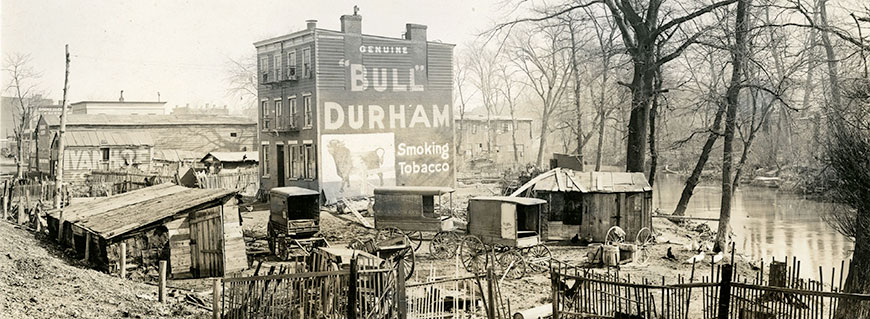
254, 13, 455, 202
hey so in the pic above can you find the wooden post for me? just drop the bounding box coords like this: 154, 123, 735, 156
56, 211, 64, 242
1, 180, 7, 220
717, 264, 733, 319
119, 242, 127, 279
487, 266, 497, 319
212, 278, 221, 319
396, 257, 407, 319
82, 232, 90, 262
159, 260, 167, 302
347, 257, 358, 319
55, 44, 70, 210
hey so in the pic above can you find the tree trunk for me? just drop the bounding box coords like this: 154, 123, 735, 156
16, 134, 24, 178
595, 108, 606, 171
625, 53, 655, 173
570, 22, 585, 170
536, 115, 550, 167
673, 102, 727, 216
715, 0, 749, 252
648, 66, 663, 187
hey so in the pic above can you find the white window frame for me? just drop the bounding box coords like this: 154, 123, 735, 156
273, 54, 282, 81
287, 50, 297, 78
288, 96, 297, 128
302, 48, 311, 78
303, 94, 312, 128
259, 56, 269, 82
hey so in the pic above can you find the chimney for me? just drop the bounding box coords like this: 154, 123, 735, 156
405, 24, 427, 41
341, 14, 362, 34
306, 19, 318, 30
119, 90, 125, 102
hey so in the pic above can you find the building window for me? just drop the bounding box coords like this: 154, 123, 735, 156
230, 132, 237, 137
290, 145, 299, 179
273, 54, 282, 81
302, 48, 311, 78
303, 95, 312, 128
289, 97, 297, 128
287, 51, 297, 78
262, 144, 270, 176
304, 144, 316, 179
261, 100, 271, 130
517, 144, 524, 158
471, 124, 477, 134
275, 100, 283, 128
260, 56, 269, 82
503, 122, 512, 132
101, 148, 110, 161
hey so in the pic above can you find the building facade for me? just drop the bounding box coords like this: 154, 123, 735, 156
455, 115, 534, 168
70, 101, 166, 115
255, 14, 455, 202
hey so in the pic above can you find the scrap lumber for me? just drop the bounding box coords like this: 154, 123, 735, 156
340, 197, 373, 229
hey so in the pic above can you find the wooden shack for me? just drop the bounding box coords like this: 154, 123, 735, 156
50, 130, 154, 180
510, 168, 653, 242
46, 183, 246, 279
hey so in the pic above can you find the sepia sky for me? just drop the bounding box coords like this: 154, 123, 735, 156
1, 0, 502, 111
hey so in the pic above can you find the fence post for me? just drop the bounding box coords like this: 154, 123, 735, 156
212, 278, 221, 319
159, 260, 167, 302
397, 258, 407, 319
120, 242, 127, 279
348, 257, 358, 319
2, 180, 7, 220
551, 267, 559, 319
487, 266, 497, 319
717, 264, 733, 319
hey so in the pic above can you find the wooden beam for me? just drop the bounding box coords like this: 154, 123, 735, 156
159, 260, 167, 302
120, 242, 127, 279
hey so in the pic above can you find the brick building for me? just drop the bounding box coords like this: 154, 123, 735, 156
255, 13, 454, 202
455, 114, 534, 168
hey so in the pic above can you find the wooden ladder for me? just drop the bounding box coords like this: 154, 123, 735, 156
340, 197, 373, 229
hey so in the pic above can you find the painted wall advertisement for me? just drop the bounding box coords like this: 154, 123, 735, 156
319, 43, 453, 201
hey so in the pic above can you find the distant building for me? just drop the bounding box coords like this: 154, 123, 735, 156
455, 114, 534, 167
70, 101, 166, 115
171, 104, 230, 116
254, 13, 454, 202
50, 131, 154, 178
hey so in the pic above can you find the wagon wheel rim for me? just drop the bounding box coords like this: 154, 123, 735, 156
406, 230, 423, 251
430, 231, 459, 259
497, 250, 527, 280
460, 235, 487, 274
395, 245, 415, 281
605, 226, 626, 246
636, 227, 655, 247
522, 244, 552, 273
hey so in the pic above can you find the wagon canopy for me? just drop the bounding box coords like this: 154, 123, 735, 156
373, 186, 455, 196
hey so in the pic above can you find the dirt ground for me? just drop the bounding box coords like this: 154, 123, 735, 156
0, 221, 209, 319
233, 182, 767, 315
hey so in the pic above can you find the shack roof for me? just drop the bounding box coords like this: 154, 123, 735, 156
515, 168, 652, 194
42, 114, 255, 126
59, 130, 154, 147
373, 186, 455, 196
470, 196, 547, 206
202, 151, 258, 163
48, 184, 236, 240
270, 186, 320, 197
152, 149, 202, 162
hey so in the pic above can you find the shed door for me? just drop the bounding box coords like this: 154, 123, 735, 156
189, 207, 223, 277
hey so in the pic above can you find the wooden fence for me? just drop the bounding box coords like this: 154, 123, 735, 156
551, 253, 870, 319
88, 170, 175, 195
195, 169, 258, 197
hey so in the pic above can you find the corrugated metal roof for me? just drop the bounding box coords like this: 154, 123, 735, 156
62, 131, 154, 147
202, 151, 258, 163
49, 184, 237, 239
520, 168, 652, 194
43, 114, 255, 126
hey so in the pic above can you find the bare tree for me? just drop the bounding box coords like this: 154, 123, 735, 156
511, 24, 573, 167
225, 55, 258, 110
497, 65, 524, 163
467, 41, 504, 156
454, 52, 477, 156
3, 53, 42, 179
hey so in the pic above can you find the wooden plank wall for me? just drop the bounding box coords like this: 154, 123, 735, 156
222, 200, 247, 274
167, 217, 192, 278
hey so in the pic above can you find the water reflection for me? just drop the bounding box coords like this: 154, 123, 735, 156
653, 174, 853, 278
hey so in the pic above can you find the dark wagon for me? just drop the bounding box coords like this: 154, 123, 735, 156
371, 186, 458, 256
267, 187, 328, 259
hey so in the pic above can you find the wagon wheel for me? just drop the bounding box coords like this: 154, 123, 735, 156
635, 227, 655, 264
430, 231, 461, 259
522, 244, 552, 273
405, 230, 423, 251
605, 226, 626, 246
376, 227, 405, 243
497, 250, 527, 280
397, 245, 416, 281
460, 235, 488, 274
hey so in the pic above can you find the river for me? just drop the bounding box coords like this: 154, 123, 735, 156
652, 173, 853, 278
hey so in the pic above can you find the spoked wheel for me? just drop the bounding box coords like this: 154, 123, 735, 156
406, 230, 423, 251
522, 244, 552, 273
605, 226, 626, 246
430, 231, 461, 259
635, 227, 655, 264
460, 235, 488, 274
397, 245, 416, 281
497, 250, 527, 280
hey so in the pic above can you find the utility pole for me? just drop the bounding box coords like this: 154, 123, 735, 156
55, 45, 70, 210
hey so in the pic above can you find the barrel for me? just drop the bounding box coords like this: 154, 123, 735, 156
602, 245, 620, 266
